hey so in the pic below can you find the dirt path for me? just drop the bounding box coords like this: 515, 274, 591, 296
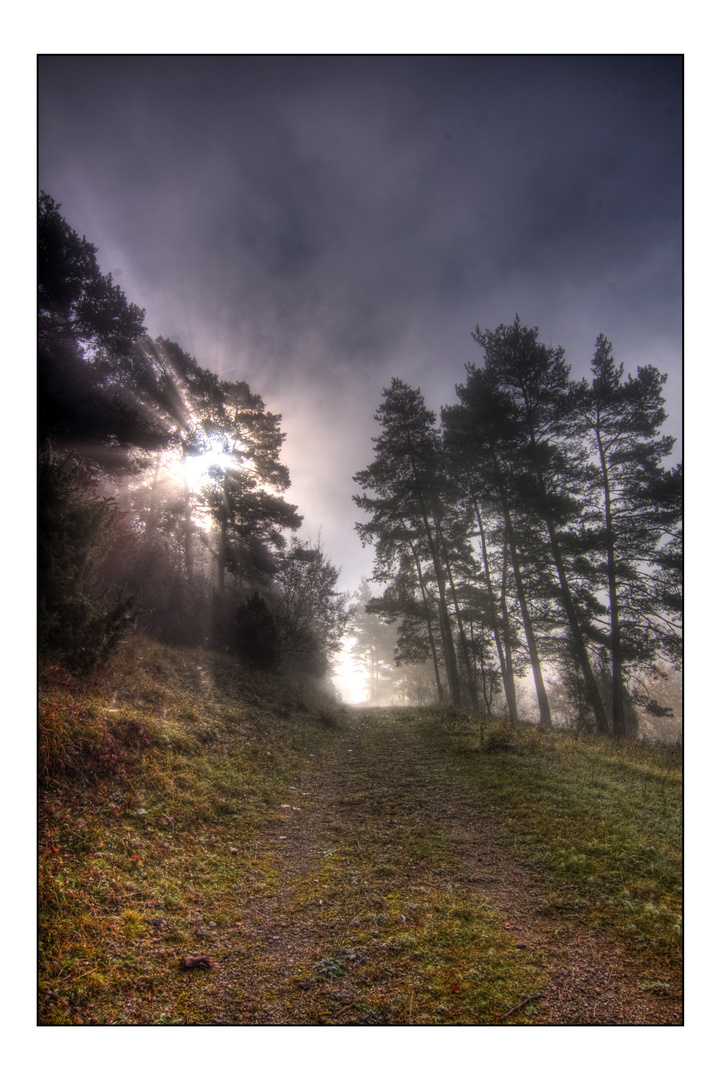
193, 709, 681, 1025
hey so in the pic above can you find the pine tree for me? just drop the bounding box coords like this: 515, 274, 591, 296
443, 365, 553, 725
576, 335, 681, 736
470, 317, 610, 733
354, 380, 463, 704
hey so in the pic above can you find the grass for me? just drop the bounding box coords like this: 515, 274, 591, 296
416, 708, 682, 961
266, 833, 546, 1025
38, 635, 344, 1025
38, 647, 682, 1025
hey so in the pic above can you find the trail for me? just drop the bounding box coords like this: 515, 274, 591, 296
189, 709, 681, 1025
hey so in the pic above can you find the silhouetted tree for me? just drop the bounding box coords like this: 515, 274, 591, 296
39, 192, 146, 355
575, 335, 681, 736
470, 318, 611, 732
443, 366, 553, 725
38, 193, 166, 457
354, 380, 462, 704
271, 539, 349, 677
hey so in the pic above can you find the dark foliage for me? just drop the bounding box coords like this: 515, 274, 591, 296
38, 448, 138, 669
236, 592, 279, 670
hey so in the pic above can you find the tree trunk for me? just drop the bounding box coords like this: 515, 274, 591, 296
501, 501, 552, 727
439, 530, 479, 710
146, 456, 161, 536
415, 506, 461, 705
525, 429, 611, 736
408, 536, 445, 702
543, 515, 611, 735
596, 428, 626, 738
472, 492, 518, 724
402, 431, 461, 705
500, 542, 519, 724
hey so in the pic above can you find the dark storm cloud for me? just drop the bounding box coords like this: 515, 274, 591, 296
39, 55, 682, 590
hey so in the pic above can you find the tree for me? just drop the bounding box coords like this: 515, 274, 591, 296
347, 579, 402, 703
576, 335, 681, 736
38, 193, 163, 457
470, 317, 611, 733
163, 373, 305, 616
38, 199, 315, 659
39, 192, 146, 355
271, 539, 349, 677
38, 447, 137, 669
443, 366, 554, 725
236, 592, 279, 670
354, 380, 463, 704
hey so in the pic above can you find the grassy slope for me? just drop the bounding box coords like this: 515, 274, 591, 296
38, 640, 682, 1024
39, 635, 342, 1024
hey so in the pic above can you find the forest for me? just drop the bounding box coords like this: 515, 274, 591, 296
39, 192, 682, 739
38, 192, 350, 683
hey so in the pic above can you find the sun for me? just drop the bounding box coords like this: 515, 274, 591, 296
182, 439, 237, 490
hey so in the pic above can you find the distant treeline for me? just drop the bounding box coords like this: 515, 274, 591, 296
38, 192, 348, 676
353, 320, 681, 738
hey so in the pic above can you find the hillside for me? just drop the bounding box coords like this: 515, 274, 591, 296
39, 638, 682, 1025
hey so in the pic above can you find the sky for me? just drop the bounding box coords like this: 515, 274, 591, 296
38, 55, 682, 600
